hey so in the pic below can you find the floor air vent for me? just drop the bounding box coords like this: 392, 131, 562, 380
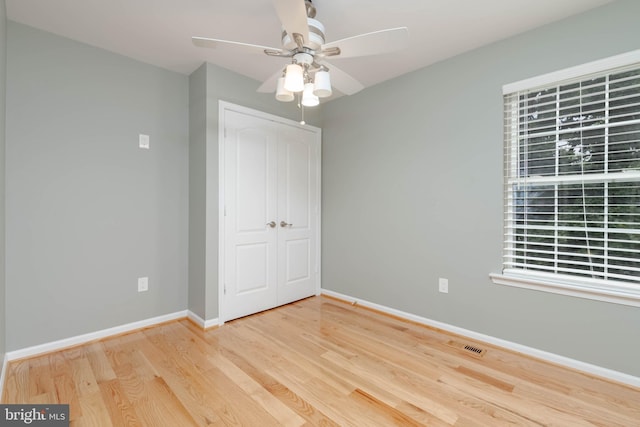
464, 344, 484, 355
447, 340, 487, 358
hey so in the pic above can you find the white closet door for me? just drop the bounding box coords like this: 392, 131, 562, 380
223, 110, 279, 321
277, 125, 318, 305
222, 105, 320, 322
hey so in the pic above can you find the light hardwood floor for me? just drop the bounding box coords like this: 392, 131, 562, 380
2, 296, 639, 426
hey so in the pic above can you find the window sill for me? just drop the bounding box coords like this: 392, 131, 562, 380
489, 271, 640, 308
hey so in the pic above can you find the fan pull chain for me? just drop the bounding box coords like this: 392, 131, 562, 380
298, 94, 306, 125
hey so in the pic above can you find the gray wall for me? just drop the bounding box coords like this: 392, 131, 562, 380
5, 22, 189, 350
188, 64, 207, 320
188, 62, 320, 321
0, 0, 6, 364
321, 0, 640, 377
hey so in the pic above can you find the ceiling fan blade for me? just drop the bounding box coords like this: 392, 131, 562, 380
257, 69, 283, 93
272, 0, 309, 44
192, 37, 282, 55
322, 61, 364, 96
322, 27, 409, 59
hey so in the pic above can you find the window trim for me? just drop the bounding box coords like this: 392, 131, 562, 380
495, 50, 640, 307
490, 272, 640, 307
502, 49, 640, 94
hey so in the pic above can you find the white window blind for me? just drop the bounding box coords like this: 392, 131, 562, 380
501, 56, 640, 298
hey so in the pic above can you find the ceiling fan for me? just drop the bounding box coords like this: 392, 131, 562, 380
192, 0, 409, 107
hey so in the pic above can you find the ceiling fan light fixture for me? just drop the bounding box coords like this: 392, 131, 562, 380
194, 1, 410, 106
275, 77, 294, 102
313, 70, 332, 98
301, 82, 320, 107
284, 63, 304, 93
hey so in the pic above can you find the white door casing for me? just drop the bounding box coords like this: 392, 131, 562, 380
219, 102, 320, 322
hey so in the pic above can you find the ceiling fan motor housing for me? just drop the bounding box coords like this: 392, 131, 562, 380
282, 18, 325, 50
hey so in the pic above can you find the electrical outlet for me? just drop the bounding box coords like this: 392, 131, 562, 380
138, 277, 149, 292
438, 277, 449, 294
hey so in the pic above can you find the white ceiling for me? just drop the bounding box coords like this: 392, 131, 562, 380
6, 0, 614, 97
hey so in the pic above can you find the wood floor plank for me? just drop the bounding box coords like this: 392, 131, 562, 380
139, 322, 283, 426
208, 352, 307, 427
321, 349, 460, 425
98, 379, 142, 427
75, 391, 114, 427
131, 377, 198, 427
28, 357, 56, 399
3, 359, 29, 403
2, 296, 639, 426
512, 381, 639, 427
437, 372, 596, 426
105, 331, 224, 425
350, 388, 429, 427
84, 342, 117, 384
70, 358, 100, 397
219, 346, 340, 427
54, 373, 83, 422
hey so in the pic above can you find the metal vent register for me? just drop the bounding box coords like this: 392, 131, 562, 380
447, 340, 487, 358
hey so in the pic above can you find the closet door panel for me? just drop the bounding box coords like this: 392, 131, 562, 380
223, 111, 278, 321
277, 126, 318, 305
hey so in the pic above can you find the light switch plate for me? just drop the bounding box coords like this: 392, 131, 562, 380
138, 277, 149, 292
438, 277, 449, 293
139, 134, 150, 149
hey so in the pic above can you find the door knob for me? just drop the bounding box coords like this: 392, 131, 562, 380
280, 221, 293, 227
266, 221, 276, 228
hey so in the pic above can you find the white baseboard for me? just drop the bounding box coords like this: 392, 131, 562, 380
321, 289, 640, 389
0, 353, 8, 399
187, 310, 219, 329
5, 310, 189, 362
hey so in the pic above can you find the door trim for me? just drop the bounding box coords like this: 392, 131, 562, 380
218, 101, 322, 324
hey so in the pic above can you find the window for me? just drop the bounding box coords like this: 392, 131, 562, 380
491, 51, 640, 307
